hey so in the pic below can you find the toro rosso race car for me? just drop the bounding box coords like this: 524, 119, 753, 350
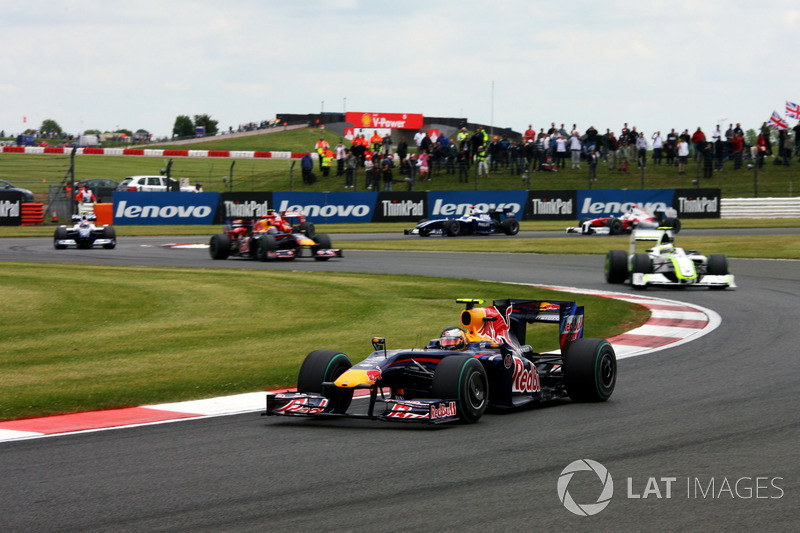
605, 229, 735, 289
209, 210, 342, 262
567, 205, 681, 235
265, 298, 616, 424
53, 214, 117, 249
404, 206, 520, 237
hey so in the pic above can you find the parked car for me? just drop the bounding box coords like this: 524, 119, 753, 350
74, 179, 120, 203
116, 175, 195, 192
0, 179, 34, 202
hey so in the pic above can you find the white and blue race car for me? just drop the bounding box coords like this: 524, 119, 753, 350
54, 214, 117, 250
404, 206, 519, 237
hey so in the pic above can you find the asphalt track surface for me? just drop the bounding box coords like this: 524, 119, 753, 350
1, 231, 798, 532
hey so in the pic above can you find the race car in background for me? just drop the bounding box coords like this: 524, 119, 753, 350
209, 210, 342, 262
265, 298, 617, 425
404, 206, 520, 237
53, 213, 117, 249
567, 205, 680, 235
605, 229, 735, 289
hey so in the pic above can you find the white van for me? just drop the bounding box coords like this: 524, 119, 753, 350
116, 175, 196, 192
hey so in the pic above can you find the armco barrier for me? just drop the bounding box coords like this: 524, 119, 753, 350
721, 197, 800, 218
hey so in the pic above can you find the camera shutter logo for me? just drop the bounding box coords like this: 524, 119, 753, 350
557, 459, 614, 516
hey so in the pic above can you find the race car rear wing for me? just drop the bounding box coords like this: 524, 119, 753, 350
458, 299, 584, 352
630, 228, 674, 254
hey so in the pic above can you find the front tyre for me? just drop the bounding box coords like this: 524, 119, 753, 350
53, 226, 68, 249
431, 356, 488, 423
313, 233, 332, 261
707, 254, 729, 275
444, 219, 461, 237
563, 338, 616, 402
258, 234, 278, 262
209, 233, 231, 259
605, 250, 628, 283
102, 226, 116, 249
297, 350, 354, 414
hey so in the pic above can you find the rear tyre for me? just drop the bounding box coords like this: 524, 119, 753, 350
53, 227, 68, 249
209, 233, 231, 259
297, 350, 354, 414
663, 217, 681, 233
563, 338, 616, 402
313, 233, 332, 261
501, 218, 520, 235
102, 226, 116, 249
258, 234, 278, 262
431, 356, 488, 423
444, 219, 461, 237
605, 250, 628, 284
707, 254, 729, 275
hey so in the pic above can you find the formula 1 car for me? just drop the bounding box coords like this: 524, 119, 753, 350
567, 205, 680, 235
264, 298, 616, 424
404, 206, 520, 237
53, 213, 117, 249
209, 210, 342, 262
605, 229, 735, 289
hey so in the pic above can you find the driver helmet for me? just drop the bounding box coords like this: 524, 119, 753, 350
439, 326, 467, 350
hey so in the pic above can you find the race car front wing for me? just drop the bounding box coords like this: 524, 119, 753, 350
264, 391, 460, 424
631, 272, 736, 289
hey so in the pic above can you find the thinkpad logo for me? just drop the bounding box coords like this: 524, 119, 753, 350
557, 459, 614, 516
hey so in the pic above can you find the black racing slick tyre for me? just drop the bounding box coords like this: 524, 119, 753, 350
631, 253, 652, 273
431, 356, 488, 423
297, 350, 354, 414
605, 249, 628, 284
608, 217, 623, 235
444, 219, 461, 237
563, 338, 617, 402
102, 226, 117, 249
707, 254, 729, 275
298, 221, 316, 238
312, 233, 333, 261
258, 234, 278, 262
209, 233, 231, 260
663, 217, 681, 233
501, 218, 520, 235
54, 226, 68, 249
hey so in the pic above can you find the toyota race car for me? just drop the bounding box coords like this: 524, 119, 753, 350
605, 229, 735, 289
567, 205, 680, 235
265, 298, 617, 424
53, 214, 117, 249
209, 210, 342, 262
404, 206, 520, 237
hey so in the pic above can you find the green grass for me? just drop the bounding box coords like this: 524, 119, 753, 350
3, 127, 799, 199
0, 264, 642, 421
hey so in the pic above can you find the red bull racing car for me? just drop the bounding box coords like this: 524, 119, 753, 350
209, 210, 342, 262
265, 298, 617, 424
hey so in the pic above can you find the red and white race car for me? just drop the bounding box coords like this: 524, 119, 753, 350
566, 205, 680, 235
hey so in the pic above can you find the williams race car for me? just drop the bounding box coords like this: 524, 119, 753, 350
605, 229, 735, 289
53, 214, 117, 249
209, 210, 342, 262
567, 205, 680, 235
265, 298, 617, 424
404, 206, 520, 237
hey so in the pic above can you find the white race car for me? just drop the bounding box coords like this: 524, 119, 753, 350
54, 214, 117, 250
605, 229, 735, 289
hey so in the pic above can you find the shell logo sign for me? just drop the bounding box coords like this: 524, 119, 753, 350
345, 112, 424, 130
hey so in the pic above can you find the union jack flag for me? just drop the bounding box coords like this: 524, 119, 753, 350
786, 101, 800, 120
769, 111, 788, 130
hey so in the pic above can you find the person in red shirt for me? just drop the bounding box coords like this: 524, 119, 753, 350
691, 127, 706, 162
731, 131, 744, 170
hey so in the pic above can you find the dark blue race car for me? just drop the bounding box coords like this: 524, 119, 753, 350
404, 206, 520, 237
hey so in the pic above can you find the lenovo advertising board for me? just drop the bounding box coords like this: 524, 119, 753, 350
577, 189, 675, 219
272, 192, 375, 224
425, 191, 525, 219
0, 191, 22, 226
523, 190, 577, 220
113, 192, 220, 225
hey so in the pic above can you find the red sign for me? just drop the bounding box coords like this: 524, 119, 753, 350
346, 112, 424, 130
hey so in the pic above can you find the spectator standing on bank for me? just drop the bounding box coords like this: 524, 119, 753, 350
606, 131, 618, 170
651, 131, 663, 165
587, 148, 599, 181
457, 147, 470, 183
732, 131, 744, 170
569, 131, 582, 169
677, 137, 689, 174
636, 132, 648, 168
555, 134, 567, 169
301, 152, 315, 184
344, 149, 357, 189
335, 141, 346, 176
475, 145, 489, 177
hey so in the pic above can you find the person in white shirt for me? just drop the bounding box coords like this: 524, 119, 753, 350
569, 132, 582, 169
651, 131, 663, 166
